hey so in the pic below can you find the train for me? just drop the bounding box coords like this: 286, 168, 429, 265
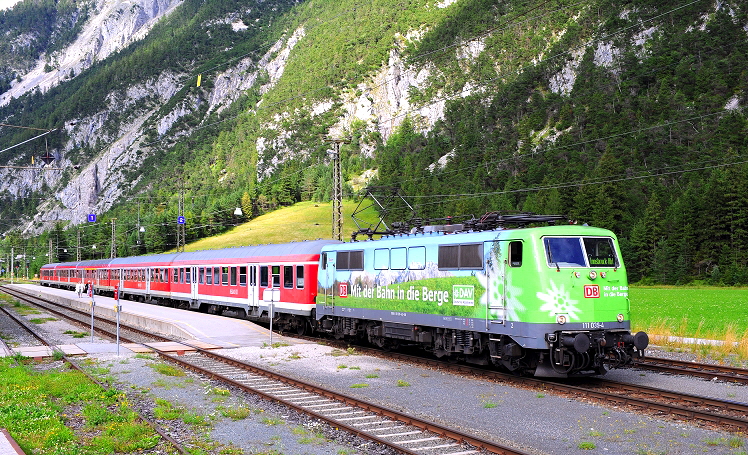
40, 213, 648, 377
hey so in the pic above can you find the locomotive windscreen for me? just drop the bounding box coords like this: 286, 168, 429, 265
544, 237, 619, 268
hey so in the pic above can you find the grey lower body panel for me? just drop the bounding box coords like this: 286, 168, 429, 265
316, 306, 631, 350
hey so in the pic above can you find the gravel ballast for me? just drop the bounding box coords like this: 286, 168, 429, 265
2, 300, 747, 455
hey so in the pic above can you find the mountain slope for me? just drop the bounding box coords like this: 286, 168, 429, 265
0, 0, 747, 284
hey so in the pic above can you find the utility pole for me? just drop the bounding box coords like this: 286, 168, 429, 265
110, 218, 117, 258
176, 186, 186, 253
77, 228, 81, 261
48, 238, 53, 263
10, 246, 14, 284
325, 137, 350, 241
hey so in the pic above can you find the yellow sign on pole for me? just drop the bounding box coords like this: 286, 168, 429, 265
197, 74, 202, 87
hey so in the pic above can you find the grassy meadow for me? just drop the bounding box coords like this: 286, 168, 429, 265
630, 286, 748, 359
184, 200, 380, 251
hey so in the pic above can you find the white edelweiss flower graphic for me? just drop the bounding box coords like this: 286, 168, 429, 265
537, 280, 582, 321
476, 259, 525, 322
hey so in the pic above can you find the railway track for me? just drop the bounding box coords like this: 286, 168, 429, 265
1, 285, 531, 455
635, 357, 748, 385
289, 335, 748, 432
0, 297, 189, 455
5, 284, 748, 447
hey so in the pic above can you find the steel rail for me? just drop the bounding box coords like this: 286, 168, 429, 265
294, 336, 748, 431
635, 357, 748, 385
154, 346, 529, 455
2, 285, 530, 455
0, 297, 189, 455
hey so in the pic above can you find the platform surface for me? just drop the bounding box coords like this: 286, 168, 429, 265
0, 429, 24, 455
7, 284, 298, 349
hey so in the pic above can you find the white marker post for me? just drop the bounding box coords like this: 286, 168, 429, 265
114, 284, 121, 355
89, 282, 95, 342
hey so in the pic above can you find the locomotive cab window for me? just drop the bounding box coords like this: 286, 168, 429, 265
583, 237, 619, 267
544, 237, 614, 268
509, 241, 523, 267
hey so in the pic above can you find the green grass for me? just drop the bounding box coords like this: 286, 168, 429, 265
28, 317, 57, 324
183, 200, 379, 251
149, 363, 186, 377
0, 357, 160, 454
630, 286, 748, 336
219, 406, 253, 420
631, 286, 748, 361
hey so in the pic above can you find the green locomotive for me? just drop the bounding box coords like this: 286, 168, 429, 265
316, 214, 648, 377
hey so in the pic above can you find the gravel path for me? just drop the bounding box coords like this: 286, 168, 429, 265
2, 300, 747, 455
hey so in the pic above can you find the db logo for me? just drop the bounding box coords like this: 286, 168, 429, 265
338, 282, 349, 298
584, 285, 600, 298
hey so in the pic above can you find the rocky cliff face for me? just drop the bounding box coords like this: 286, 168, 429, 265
0, 0, 184, 106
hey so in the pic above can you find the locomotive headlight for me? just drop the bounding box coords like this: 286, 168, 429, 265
588, 270, 597, 280
617, 313, 625, 323
556, 314, 567, 325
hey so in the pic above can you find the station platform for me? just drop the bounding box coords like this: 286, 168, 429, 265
0, 429, 23, 455
3, 284, 299, 357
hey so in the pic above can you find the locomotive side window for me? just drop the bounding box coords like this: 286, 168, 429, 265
350, 251, 363, 270
179, 268, 185, 283
509, 241, 523, 267
185, 268, 191, 284
284, 266, 293, 288
408, 246, 426, 270
583, 237, 619, 267
336, 250, 364, 270
391, 248, 406, 270
199, 268, 204, 284
260, 266, 269, 287
337, 251, 349, 270
206, 267, 213, 284
321, 253, 327, 270
544, 237, 585, 267
438, 244, 483, 270
222, 267, 229, 286
296, 266, 304, 289
230, 267, 237, 286
374, 249, 389, 270
239, 266, 247, 286
173, 268, 178, 283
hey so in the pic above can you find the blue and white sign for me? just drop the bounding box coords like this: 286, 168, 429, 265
177, 216, 186, 224
88, 214, 97, 222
